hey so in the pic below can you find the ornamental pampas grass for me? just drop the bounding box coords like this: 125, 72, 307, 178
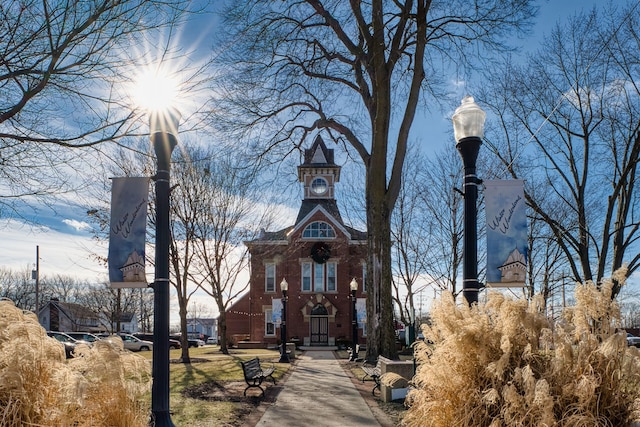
0, 299, 151, 427
403, 268, 640, 427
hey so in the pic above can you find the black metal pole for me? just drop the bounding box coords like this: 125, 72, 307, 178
350, 289, 358, 361
279, 290, 290, 363
456, 136, 482, 306
150, 126, 177, 427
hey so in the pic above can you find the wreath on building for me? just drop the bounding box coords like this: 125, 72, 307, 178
310, 242, 331, 264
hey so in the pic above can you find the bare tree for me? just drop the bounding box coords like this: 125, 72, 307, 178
172, 147, 274, 355
165, 149, 201, 362
79, 283, 142, 332
216, 0, 537, 360
186, 301, 213, 321
0, 0, 190, 220
136, 288, 155, 333
417, 146, 465, 299
0, 266, 36, 310
391, 148, 433, 327
482, 3, 640, 299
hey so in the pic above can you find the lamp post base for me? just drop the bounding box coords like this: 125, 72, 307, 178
150, 410, 176, 427
278, 346, 290, 363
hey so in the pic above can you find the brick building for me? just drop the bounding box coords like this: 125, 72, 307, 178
225, 136, 367, 348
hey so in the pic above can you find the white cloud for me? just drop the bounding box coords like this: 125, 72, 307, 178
62, 219, 91, 232
0, 219, 106, 280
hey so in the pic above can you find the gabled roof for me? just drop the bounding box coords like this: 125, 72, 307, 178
298, 135, 341, 182
303, 135, 335, 166
499, 248, 527, 270
247, 204, 366, 244
118, 312, 135, 323
289, 204, 364, 241
188, 318, 217, 326
40, 300, 99, 321
295, 199, 343, 225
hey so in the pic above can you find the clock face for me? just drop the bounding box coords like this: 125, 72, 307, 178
311, 177, 328, 195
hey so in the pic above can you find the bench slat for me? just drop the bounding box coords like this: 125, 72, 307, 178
361, 359, 382, 395
241, 357, 277, 397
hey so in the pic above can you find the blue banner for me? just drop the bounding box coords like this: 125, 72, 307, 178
356, 298, 366, 328
108, 177, 149, 288
485, 180, 528, 287
272, 298, 282, 326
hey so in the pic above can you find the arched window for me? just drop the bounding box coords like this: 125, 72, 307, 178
311, 304, 328, 316
302, 221, 336, 238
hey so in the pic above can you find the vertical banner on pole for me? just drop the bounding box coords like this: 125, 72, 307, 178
356, 298, 366, 328
485, 180, 528, 287
108, 177, 150, 288
272, 298, 282, 326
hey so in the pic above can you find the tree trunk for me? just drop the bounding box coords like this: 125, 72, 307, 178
217, 303, 229, 355
365, 179, 398, 361
178, 303, 191, 363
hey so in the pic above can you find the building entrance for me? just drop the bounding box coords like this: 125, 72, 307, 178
309, 304, 329, 345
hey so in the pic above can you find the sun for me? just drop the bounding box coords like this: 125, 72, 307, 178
130, 66, 181, 114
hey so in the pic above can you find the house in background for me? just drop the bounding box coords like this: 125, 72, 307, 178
108, 312, 138, 334
186, 317, 218, 342
38, 299, 102, 332
225, 135, 367, 348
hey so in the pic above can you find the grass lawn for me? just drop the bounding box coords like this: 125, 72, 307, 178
137, 346, 288, 426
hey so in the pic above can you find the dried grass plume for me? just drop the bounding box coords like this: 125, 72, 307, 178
0, 299, 151, 427
403, 268, 640, 427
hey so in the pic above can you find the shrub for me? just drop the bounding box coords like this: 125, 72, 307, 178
0, 299, 151, 427
403, 268, 640, 427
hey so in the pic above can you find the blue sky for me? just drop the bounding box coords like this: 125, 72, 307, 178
0, 0, 615, 319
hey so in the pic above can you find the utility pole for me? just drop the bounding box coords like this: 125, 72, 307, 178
33, 245, 40, 312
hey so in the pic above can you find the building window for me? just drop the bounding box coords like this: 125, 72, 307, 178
302, 263, 312, 292
362, 263, 367, 293
265, 263, 276, 292
265, 309, 275, 336
310, 177, 328, 195
327, 263, 336, 291
314, 263, 324, 292
301, 261, 337, 293
302, 221, 336, 238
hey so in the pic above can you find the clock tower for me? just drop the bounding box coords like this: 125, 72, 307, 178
298, 135, 340, 201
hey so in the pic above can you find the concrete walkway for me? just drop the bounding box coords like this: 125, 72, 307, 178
256, 350, 382, 427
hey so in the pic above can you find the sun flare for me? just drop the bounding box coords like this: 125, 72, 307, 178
130, 67, 181, 113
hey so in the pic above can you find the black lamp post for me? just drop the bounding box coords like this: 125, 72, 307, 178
278, 278, 290, 363
150, 107, 180, 427
452, 96, 486, 306
349, 278, 358, 361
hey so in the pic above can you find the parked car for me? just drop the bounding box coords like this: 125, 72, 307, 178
190, 338, 205, 348
627, 333, 640, 347
171, 335, 205, 348
47, 331, 83, 358
133, 333, 181, 349
65, 332, 101, 343
117, 333, 153, 352
206, 336, 217, 345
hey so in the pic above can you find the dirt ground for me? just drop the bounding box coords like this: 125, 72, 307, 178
181, 353, 407, 427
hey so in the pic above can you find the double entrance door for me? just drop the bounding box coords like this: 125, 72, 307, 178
310, 315, 328, 345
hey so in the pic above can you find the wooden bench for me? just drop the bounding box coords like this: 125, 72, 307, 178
361, 359, 382, 395
240, 357, 276, 397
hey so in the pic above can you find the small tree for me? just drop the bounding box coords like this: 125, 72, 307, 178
175, 148, 274, 354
